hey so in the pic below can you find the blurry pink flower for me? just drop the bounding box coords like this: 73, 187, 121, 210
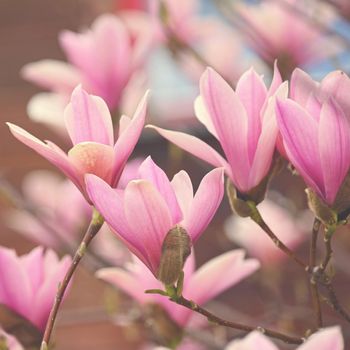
224, 197, 308, 265
22, 15, 149, 113
235, 0, 340, 77
180, 23, 245, 85
276, 69, 350, 205
86, 156, 224, 277
225, 326, 343, 350
97, 249, 259, 327
150, 65, 287, 194
0, 246, 71, 331
6, 159, 142, 263
7, 87, 148, 201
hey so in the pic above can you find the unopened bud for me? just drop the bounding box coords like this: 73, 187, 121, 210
306, 189, 337, 226
157, 225, 191, 286
333, 172, 350, 220
226, 180, 253, 217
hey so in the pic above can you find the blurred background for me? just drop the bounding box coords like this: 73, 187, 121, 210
1, 0, 350, 349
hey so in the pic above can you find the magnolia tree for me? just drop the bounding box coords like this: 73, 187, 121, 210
2, 0, 350, 349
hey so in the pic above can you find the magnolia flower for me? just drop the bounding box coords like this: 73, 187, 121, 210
7, 86, 148, 201
0, 246, 71, 331
97, 249, 259, 327
234, 0, 340, 77
86, 156, 224, 278
225, 326, 343, 350
224, 197, 308, 265
22, 14, 151, 131
276, 69, 350, 205
149, 65, 287, 195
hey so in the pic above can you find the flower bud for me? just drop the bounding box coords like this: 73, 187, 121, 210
157, 225, 191, 286
306, 188, 337, 226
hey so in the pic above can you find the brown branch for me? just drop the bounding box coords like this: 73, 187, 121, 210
173, 295, 304, 345
249, 204, 308, 270
309, 218, 323, 329
40, 209, 104, 350
324, 283, 350, 324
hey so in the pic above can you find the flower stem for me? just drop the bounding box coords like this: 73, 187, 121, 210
249, 203, 308, 269
173, 295, 304, 345
40, 209, 104, 350
309, 218, 323, 329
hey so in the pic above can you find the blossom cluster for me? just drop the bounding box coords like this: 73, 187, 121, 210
2, 1, 350, 349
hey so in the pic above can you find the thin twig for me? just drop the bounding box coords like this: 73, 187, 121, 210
40, 209, 104, 350
323, 283, 350, 324
309, 218, 323, 329
250, 205, 308, 270
173, 295, 304, 345
319, 235, 333, 274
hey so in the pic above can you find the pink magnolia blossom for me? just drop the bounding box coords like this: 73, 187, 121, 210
22, 14, 150, 124
224, 197, 308, 265
97, 249, 259, 327
0, 246, 71, 331
225, 326, 343, 350
149, 65, 287, 195
276, 69, 350, 205
234, 0, 340, 77
86, 156, 224, 277
7, 86, 148, 202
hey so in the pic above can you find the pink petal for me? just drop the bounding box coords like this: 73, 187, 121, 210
138, 157, 182, 224
267, 61, 283, 97
235, 68, 267, 163
85, 174, 150, 268
112, 91, 149, 186
21, 59, 82, 94
97, 267, 147, 303
0, 248, 32, 321
276, 99, 324, 197
33, 253, 71, 330
147, 125, 231, 177
68, 142, 114, 183
7, 123, 83, 193
20, 247, 44, 291
117, 157, 143, 189
225, 331, 278, 350
319, 98, 350, 204
249, 82, 287, 188
183, 168, 224, 243
123, 180, 173, 274
194, 96, 218, 138
298, 327, 344, 350
200, 68, 250, 191
185, 250, 260, 305
64, 86, 114, 146
290, 68, 318, 107
171, 170, 194, 220
321, 70, 350, 119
